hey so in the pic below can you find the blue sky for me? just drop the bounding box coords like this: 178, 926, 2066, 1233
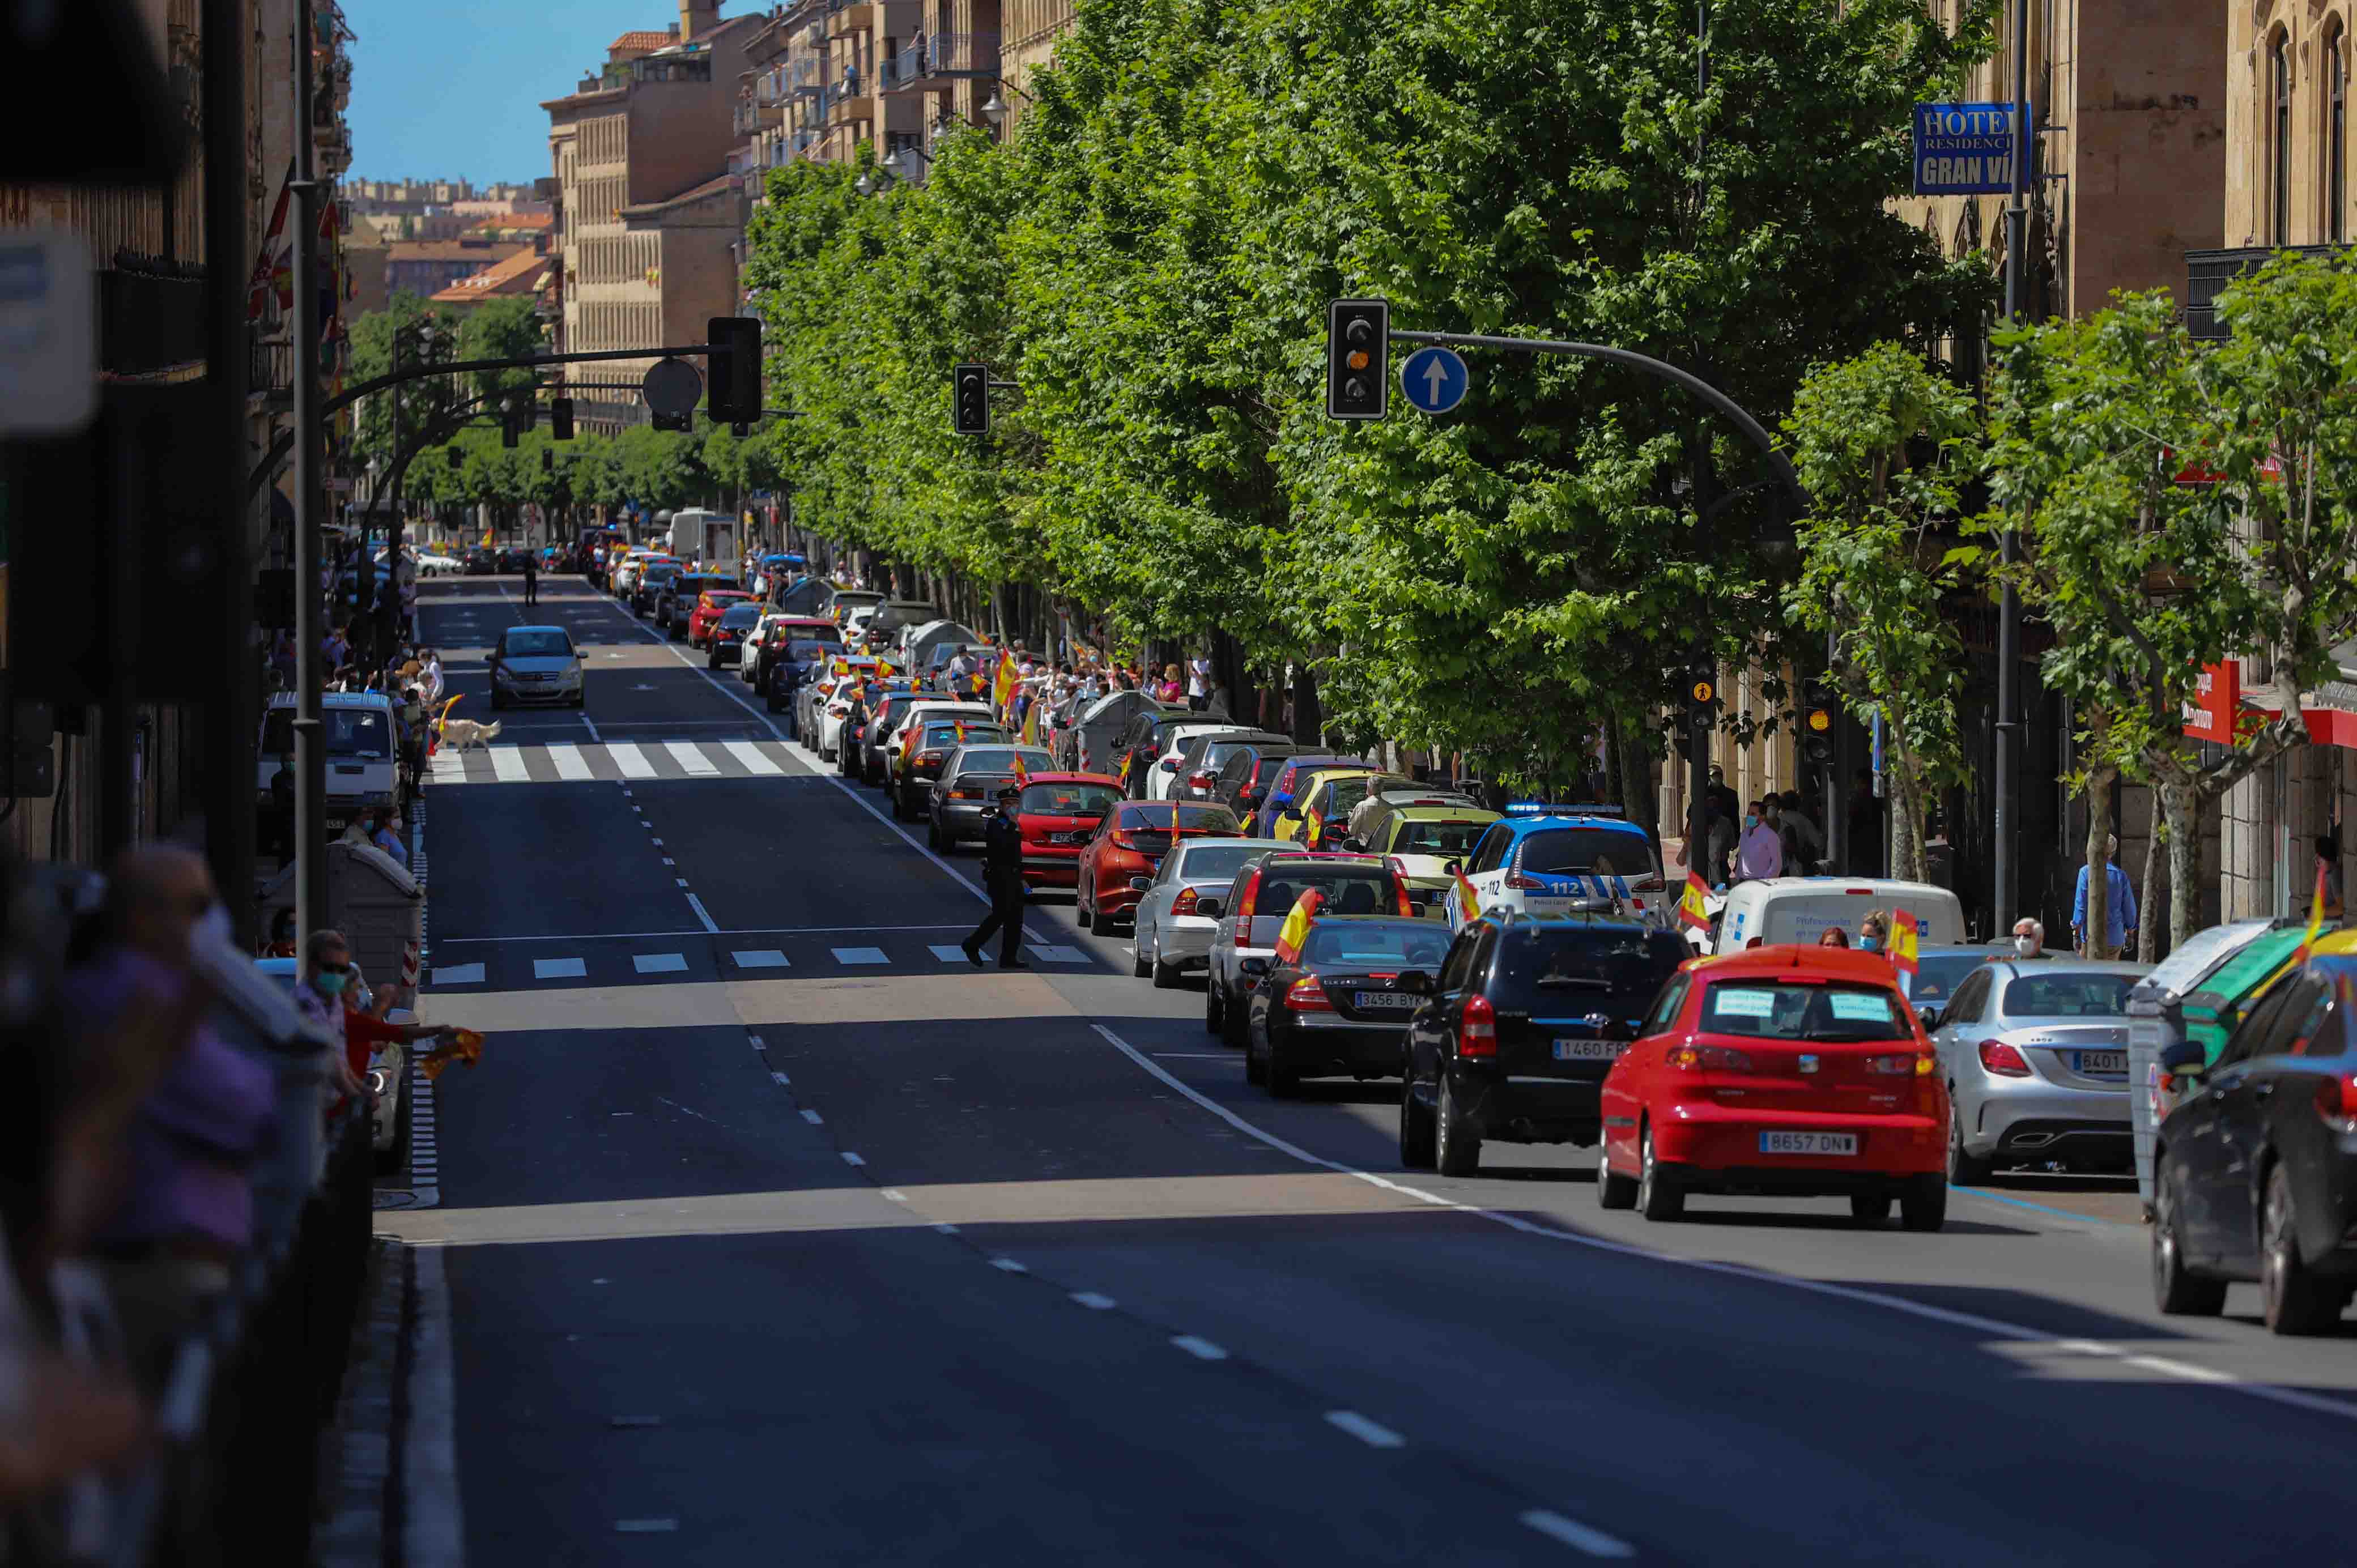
347, 1, 679, 186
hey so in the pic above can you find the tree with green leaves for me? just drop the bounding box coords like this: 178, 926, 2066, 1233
1784, 343, 1980, 881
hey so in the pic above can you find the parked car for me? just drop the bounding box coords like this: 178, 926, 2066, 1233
1133, 838, 1288, 988
927, 742, 1056, 851
1148, 726, 1276, 802
852, 689, 928, 783
1447, 811, 1669, 931
1008, 774, 1125, 890
705, 602, 764, 669
1928, 960, 2148, 1183
1205, 851, 1417, 1044
748, 613, 842, 691
1249, 756, 1377, 838
463, 547, 497, 576
1595, 944, 1949, 1228
2152, 930, 2357, 1333
1077, 799, 1246, 934
687, 588, 755, 648
657, 572, 732, 637
894, 717, 1012, 820
880, 700, 992, 792
1246, 915, 1452, 1096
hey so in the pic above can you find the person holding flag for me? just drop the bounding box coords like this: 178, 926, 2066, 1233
992, 648, 1019, 720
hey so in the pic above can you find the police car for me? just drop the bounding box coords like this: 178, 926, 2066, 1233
1443, 806, 1670, 930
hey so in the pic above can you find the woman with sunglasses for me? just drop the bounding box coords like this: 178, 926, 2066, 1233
300, 929, 456, 1090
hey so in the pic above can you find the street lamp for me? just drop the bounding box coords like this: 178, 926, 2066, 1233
980, 90, 1007, 126
855, 171, 875, 195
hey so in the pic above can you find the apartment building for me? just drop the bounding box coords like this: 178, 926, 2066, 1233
385, 237, 533, 296
546, 1, 758, 431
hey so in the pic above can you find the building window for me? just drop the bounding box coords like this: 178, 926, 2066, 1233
2273, 29, 2292, 246
2333, 27, 2349, 244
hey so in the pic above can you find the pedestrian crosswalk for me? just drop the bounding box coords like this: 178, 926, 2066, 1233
429, 738, 799, 786
427, 934, 1095, 990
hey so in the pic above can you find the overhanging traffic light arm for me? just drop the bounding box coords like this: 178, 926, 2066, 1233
322, 343, 729, 419
1387, 328, 1806, 513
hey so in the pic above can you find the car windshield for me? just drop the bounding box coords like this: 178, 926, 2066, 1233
1701, 981, 1911, 1042
1021, 782, 1120, 817
1910, 953, 1989, 1005
263, 708, 391, 757
1176, 845, 1266, 884
502, 631, 572, 658
1322, 774, 1406, 815
2001, 973, 2139, 1018
1392, 819, 1492, 856
788, 639, 838, 662
1303, 920, 1451, 970
644, 567, 679, 584
1490, 926, 1686, 1013
1516, 827, 1660, 880
720, 605, 761, 628
1123, 804, 1242, 832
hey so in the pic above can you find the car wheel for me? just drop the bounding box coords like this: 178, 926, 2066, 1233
1946, 1100, 1991, 1186
1435, 1073, 1480, 1176
707, 650, 720, 670
2262, 1163, 2341, 1335
1398, 1073, 1437, 1169
1849, 1192, 1893, 1228
2152, 1170, 2228, 1316
1636, 1126, 1683, 1220
1244, 1019, 1266, 1085
1899, 1174, 1948, 1233
1205, 977, 1224, 1037
926, 815, 944, 851
765, 691, 781, 713
1075, 878, 1094, 930
1151, 947, 1183, 990
1595, 1136, 1637, 1209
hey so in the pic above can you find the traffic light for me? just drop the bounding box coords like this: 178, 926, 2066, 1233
1685, 667, 1720, 734
1326, 299, 1390, 420
1801, 679, 1839, 764
540, 447, 554, 474
952, 363, 990, 436
707, 316, 763, 424
550, 397, 575, 441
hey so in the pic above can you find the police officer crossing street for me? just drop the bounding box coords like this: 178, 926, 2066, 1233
961, 783, 1031, 970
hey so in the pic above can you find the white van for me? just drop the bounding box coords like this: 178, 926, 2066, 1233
257, 691, 405, 838
1708, 877, 1967, 956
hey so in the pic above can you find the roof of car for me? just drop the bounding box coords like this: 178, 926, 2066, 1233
1685, 945, 1908, 983
1021, 771, 1122, 786
1392, 804, 1503, 823
1491, 814, 1649, 844
270, 690, 394, 710
1474, 910, 1662, 933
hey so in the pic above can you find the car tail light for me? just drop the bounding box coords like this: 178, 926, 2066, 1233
1172, 887, 1199, 917
1111, 830, 1138, 850
1668, 1043, 1756, 1072
1979, 1040, 2032, 1077
2315, 1076, 2357, 1134
1744, 936, 1762, 949
1237, 866, 1263, 918
1504, 871, 1545, 891
1284, 975, 1334, 1013
1630, 874, 1665, 890
1458, 994, 1497, 1058
1392, 876, 1415, 915
948, 789, 976, 800
1867, 1054, 1936, 1076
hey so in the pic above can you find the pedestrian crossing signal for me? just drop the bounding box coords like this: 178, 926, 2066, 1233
952, 363, 990, 436
550, 397, 575, 441
707, 317, 763, 425
1326, 299, 1390, 420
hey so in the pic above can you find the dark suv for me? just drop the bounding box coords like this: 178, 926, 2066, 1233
1399, 913, 1688, 1176
1207, 743, 1301, 821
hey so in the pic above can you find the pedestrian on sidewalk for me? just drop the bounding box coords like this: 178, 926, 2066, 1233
2010, 917, 2049, 958
961, 784, 1031, 970
1776, 790, 1823, 875
1735, 800, 1783, 883
2071, 836, 2138, 958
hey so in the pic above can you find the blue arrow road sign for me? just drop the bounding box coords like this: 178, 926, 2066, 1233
1399, 346, 1469, 415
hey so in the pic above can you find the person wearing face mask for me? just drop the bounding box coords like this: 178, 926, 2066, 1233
1735, 799, 1784, 883
1857, 910, 1890, 955
300, 930, 454, 1090
2010, 917, 2049, 959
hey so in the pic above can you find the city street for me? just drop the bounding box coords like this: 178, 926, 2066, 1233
378, 576, 2357, 1565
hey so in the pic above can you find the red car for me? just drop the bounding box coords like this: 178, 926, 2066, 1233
687, 590, 755, 647
1596, 946, 1950, 1230
1075, 799, 1245, 932
1012, 773, 1125, 889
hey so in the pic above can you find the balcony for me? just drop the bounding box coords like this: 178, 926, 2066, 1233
2186, 244, 2345, 341
826, 76, 873, 126
250, 336, 293, 406
733, 96, 781, 134
882, 32, 1000, 93
826, 0, 872, 37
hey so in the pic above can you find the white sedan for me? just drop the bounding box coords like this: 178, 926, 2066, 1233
414, 552, 465, 577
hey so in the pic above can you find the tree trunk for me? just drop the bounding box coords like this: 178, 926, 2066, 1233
2135, 803, 2166, 964
1616, 713, 1656, 838
2164, 779, 2202, 953
2081, 773, 2115, 958
1290, 664, 1321, 745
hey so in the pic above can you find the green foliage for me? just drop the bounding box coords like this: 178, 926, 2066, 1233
347, 295, 462, 487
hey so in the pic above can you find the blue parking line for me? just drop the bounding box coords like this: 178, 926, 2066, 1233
1960, 1188, 2133, 1225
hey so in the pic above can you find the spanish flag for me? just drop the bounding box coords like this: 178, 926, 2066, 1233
955, 721, 968, 745
1011, 752, 1031, 787
1021, 700, 1041, 746
1675, 870, 1711, 931
1303, 811, 1322, 849
1890, 908, 1921, 975
832, 658, 850, 677
2296, 860, 2330, 960
993, 650, 1018, 709
1273, 888, 1325, 965
1452, 866, 1482, 927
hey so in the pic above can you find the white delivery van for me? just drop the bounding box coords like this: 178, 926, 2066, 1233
667, 508, 735, 568
1709, 877, 1967, 956
257, 691, 405, 838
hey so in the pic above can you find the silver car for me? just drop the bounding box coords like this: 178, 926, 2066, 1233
488, 624, 584, 710
1929, 959, 2151, 1183
1131, 837, 1286, 988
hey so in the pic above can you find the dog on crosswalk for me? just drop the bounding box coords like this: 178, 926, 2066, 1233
440, 718, 501, 752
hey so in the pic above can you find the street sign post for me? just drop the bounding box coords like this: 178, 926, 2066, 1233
1398, 346, 1469, 415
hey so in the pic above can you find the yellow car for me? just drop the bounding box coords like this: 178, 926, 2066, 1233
1280, 769, 1415, 845
1359, 803, 1502, 917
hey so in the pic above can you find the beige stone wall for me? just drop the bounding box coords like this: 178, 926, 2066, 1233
2229, 0, 2356, 245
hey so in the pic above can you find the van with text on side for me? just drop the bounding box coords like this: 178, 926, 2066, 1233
1708, 878, 1967, 961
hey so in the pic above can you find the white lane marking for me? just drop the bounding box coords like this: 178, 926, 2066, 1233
831, 947, 888, 965
580, 713, 602, 742
929, 944, 977, 963
934, 1222, 960, 1234
724, 740, 784, 776
733, 949, 789, 968
1171, 1335, 1229, 1361
633, 953, 688, 974
990, 1258, 1028, 1274
1520, 1510, 1637, 1558
880, 1190, 907, 1202
747, 1035, 763, 1047
433, 923, 978, 944
488, 745, 530, 783
407, 1247, 464, 1563
1324, 1411, 1406, 1449
605, 740, 656, 778
799, 1109, 823, 1124
546, 742, 595, 780
1026, 944, 1090, 964
1087, 1022, 2357, 1428
771, 1071, 790, 1086
430, 963, 484, 986
650, 837, 665, 847
841, 1152, 866, 1167
684, 894, 720, 934
1070, 1292, 1117, 1310
429, 751, 467, 784
664, 739, 720, 776
533, 957, 586, 979
614, 1519, 679, 1534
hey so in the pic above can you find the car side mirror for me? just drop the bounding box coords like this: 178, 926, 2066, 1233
2160, 1038, 2209, 1079
1195, 896, 1225, 921
1127, 876, 1151, 892
1442, 859, 1461, 876
1159, 757, 1181, 770
1239, 956, 1271, 979
1398, 970, 1432, 995
1916, 1006, 1943, 1032
1280, 808, 1301, 821
1341, 837, 1365, 853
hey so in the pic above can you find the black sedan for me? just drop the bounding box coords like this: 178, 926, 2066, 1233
706, 602, 763, 669
2152, 945, 2357, 1334
1243, 916, 1451, 1097
631, 565, 680, 618
464, 547, 496, 576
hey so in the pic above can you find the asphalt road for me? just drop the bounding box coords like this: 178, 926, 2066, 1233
384, 574, 2357, 1566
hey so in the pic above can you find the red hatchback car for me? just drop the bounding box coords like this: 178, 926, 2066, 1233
1012, 773, 1124, 890
1076, 799, 1244, 932
687, 590, 754, 647
1596, 947, 1950, 1230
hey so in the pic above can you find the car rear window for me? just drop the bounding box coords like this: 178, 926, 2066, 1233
2001, 973, 2138, 1017
787, 639, 837, 662
1022, 782, 1120, 817
1700, 981, 1911, 1042
1392, 819, 1491, 856
1251, 863, 1395, 917
924, 723, 1007, 749
1122, 803, 1241, 832
1910, 953, 1988, 1005
720, 605, 761, 627
1174, 845, 1263, 884
1515, 827, 1659, 879
1487, 927, 1686, 1013
1304, 921, 1451, 970
1321, 774, 1406, 815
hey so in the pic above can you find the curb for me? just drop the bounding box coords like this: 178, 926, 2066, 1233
312, 1237, 403, 1568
